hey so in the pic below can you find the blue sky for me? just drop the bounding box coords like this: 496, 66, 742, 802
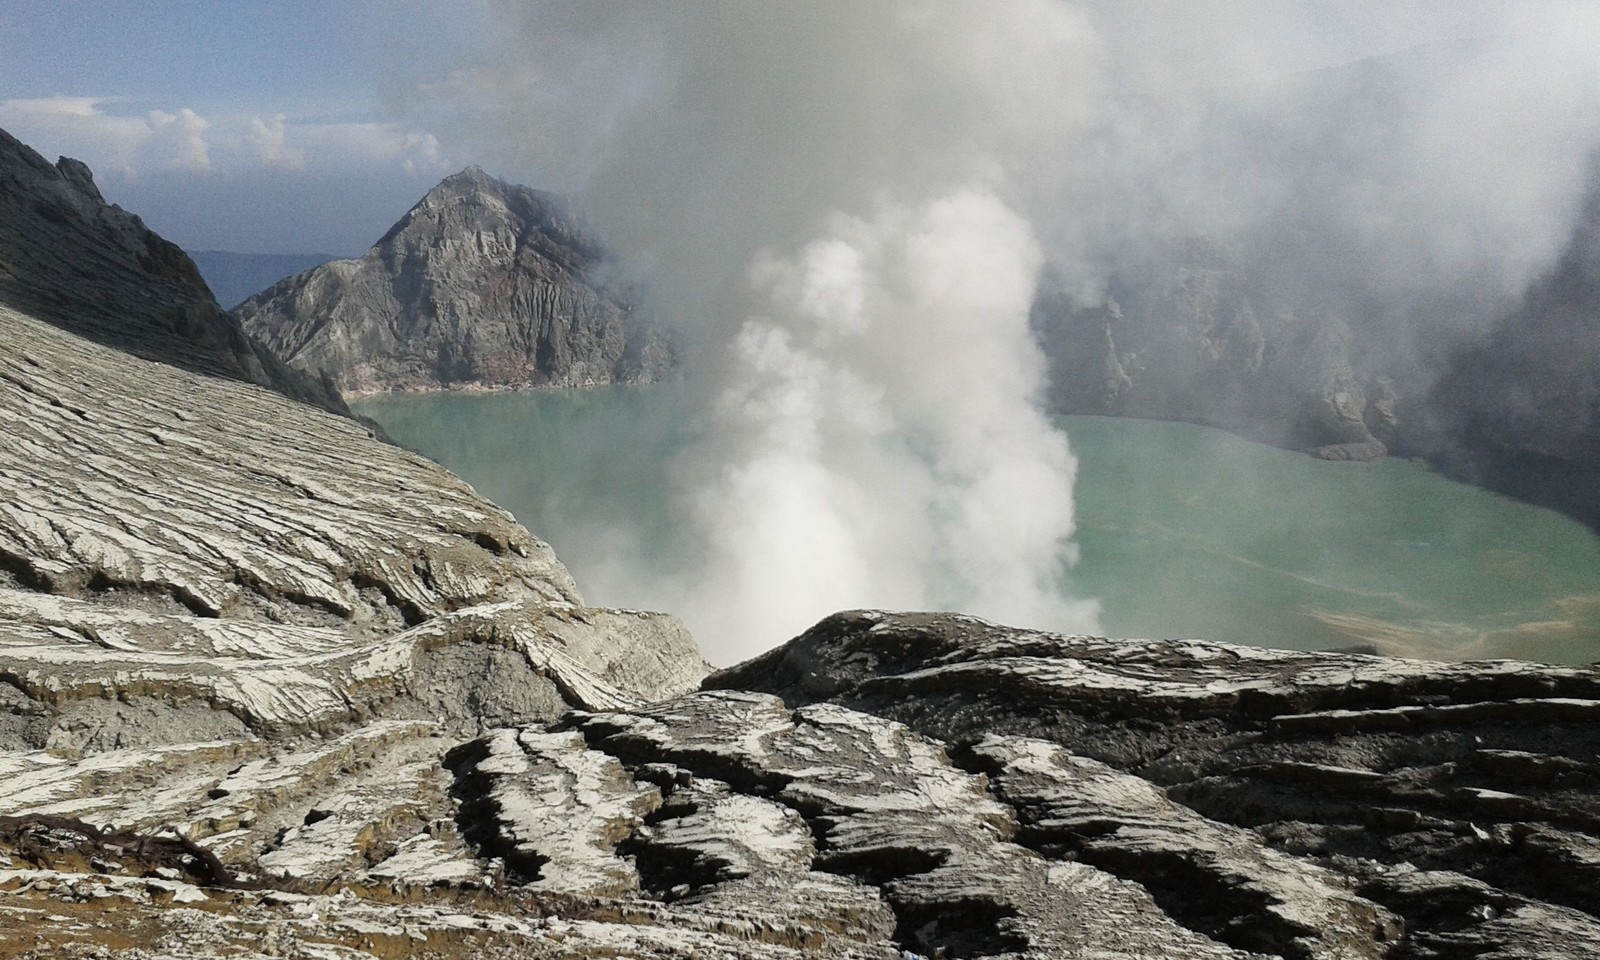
0, 0, 484, 253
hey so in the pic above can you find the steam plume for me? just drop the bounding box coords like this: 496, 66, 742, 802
403, 0, 1103, 659
678, 188, 1098, 652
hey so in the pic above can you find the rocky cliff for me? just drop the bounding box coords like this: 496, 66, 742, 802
5, 130, 1600, 960
1034, 239, 1396, 462
234, 167, 673, 395
1409, 187, 1600, 528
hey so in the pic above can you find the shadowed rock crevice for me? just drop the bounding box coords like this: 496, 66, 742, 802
442, 738, 550, 884
464, 692, 1266, 959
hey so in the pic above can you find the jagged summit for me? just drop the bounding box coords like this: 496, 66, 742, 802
236, 165, 673, 395
441, 162, 494, 185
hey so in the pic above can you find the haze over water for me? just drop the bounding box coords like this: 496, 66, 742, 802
357, 387, 1600, 666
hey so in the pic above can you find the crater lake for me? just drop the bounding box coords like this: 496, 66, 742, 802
355, 387, 1600, 665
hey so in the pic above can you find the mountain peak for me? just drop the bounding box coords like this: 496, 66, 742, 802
237, 165, 674, 395
435, 164, 503, 195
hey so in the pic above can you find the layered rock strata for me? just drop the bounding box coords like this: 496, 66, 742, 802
712, 610, 1600, 959
235, 166, 673, 395
14, 607, 1597, 958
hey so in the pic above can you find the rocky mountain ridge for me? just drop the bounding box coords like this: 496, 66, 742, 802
4, 128, 1600, 959
235, 167, 673, 396
0, 129, 347, 417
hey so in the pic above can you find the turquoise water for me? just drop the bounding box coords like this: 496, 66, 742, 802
355, 387, 1600, 664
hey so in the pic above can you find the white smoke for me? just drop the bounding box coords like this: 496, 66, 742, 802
677, 189, 1097, 653
400, 0, 1105, 659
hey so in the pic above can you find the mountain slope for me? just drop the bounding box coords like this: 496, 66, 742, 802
0, 128, 346, 415
235, 166, 673, 395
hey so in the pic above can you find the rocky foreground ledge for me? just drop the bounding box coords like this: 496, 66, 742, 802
6, 542, 1600, 959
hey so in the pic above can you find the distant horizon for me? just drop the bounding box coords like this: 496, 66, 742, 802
185, 246, 359, 258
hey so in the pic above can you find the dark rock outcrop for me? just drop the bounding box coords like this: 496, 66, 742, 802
235, 166, 674, 395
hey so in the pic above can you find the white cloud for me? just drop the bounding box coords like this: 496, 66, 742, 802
288, 121, 452, 176
248, 114, 306, 171
0, 97, 212, 176
148, 107, 211, 173
0, 96, 180, 178
0, 96, 452, 186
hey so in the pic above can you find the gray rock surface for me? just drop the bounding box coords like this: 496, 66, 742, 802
235, 166, 673, 395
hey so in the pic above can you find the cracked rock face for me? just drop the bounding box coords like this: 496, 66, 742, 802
235, 166, 674, 396
710, 609, 1600, 958
0, 303, 706, 749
